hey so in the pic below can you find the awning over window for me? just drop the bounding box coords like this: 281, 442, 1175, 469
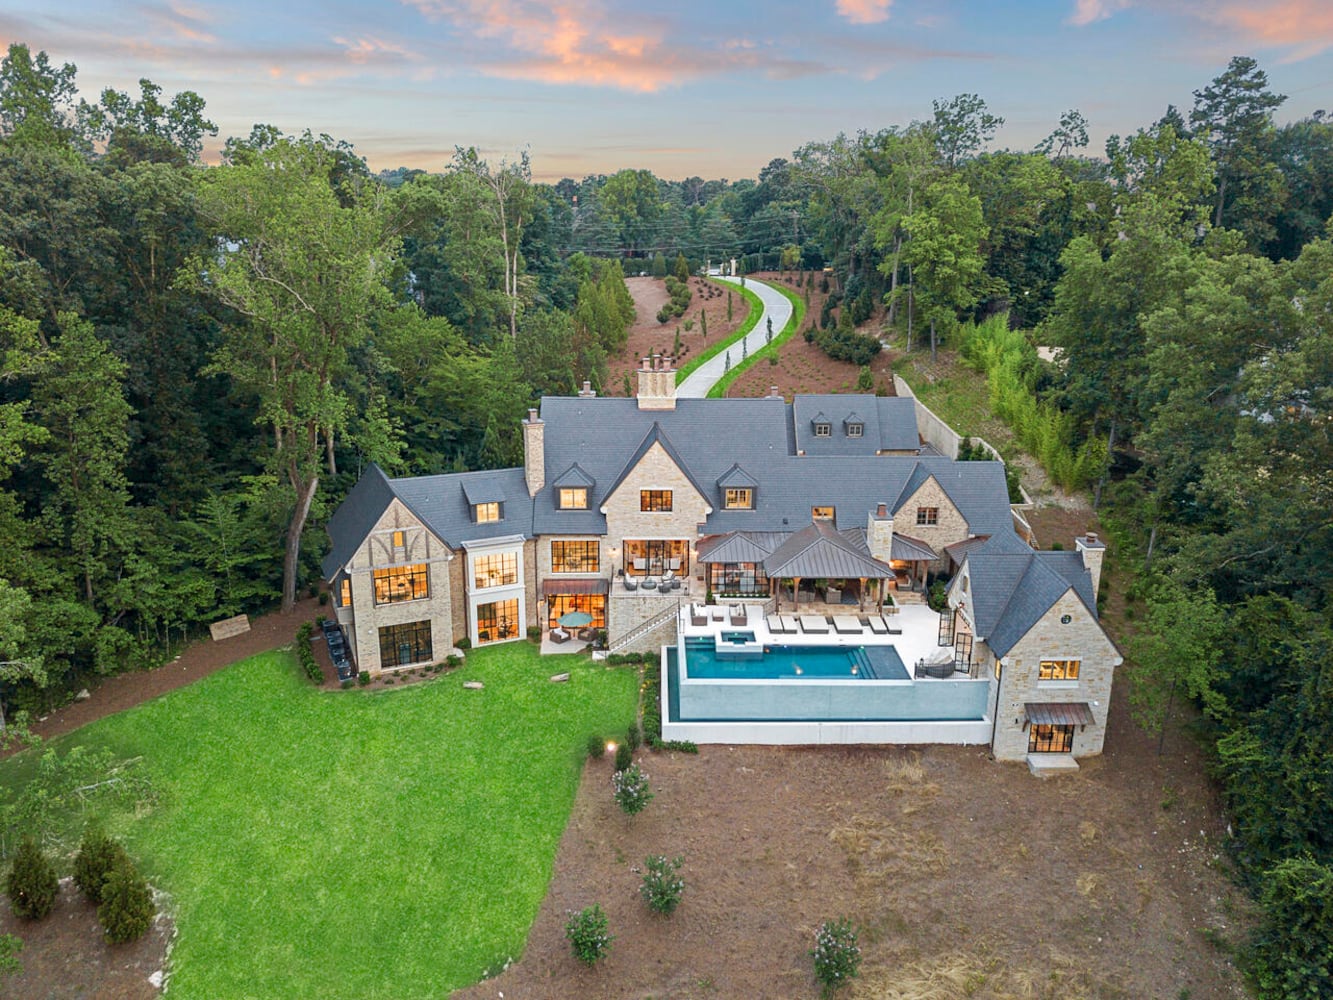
1024, 702, 1095, 727
542, 578, 609, 597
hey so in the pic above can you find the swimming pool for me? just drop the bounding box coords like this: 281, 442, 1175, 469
683, 637, 909, 680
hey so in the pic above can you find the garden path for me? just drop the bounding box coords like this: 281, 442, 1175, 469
676, 276, 792, 397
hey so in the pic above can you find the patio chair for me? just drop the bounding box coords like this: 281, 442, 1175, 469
623, 576, 638, 591
550, 628, 570, 644
729, 604, 748, 626
691, 605, 709, 627
577, 627, 596, 642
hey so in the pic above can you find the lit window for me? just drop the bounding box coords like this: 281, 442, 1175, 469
392, 530, 404, 548
559, 488, 588, 510
846, 423, 863, 438
812, 506, 835, 520
640, 490, 673, 512
475, 502, 500, 523
724, 488, 753, 510
476, 599, 519, 644
916, 506, 939, 526
1028, 724, 1074, 754
340, 578, 352, 606
474, 552, 518, 590
1039, 659, 1080, 681
372, 565, 429, 605
814, 422, 831, 437
551, 540, 599, 574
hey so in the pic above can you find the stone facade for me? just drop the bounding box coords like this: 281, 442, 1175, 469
602, 441, 711, 572
339, 499, 455, 675
985, 589, 1119, 761
897, 476, 968, 565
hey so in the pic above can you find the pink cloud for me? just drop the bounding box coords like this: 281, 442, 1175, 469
1207, 0, 1333, 60
836, 0, 893, 25
333, 35, 423, 65
1066, 0, 1133, 26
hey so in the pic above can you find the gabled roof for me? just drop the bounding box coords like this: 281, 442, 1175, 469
963, 531, 1099, 656
551, 463, 596, 489
764, 521, 895, 579
696, 531, 775, 564
321, 464, 399, 578
461, 478, 506, 505
600, 422, 713, 511
792, 395, 920, 455
716, 463, 759, 489
891, 532, 938, 562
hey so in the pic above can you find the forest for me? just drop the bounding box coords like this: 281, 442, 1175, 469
0, 41, 1329, 997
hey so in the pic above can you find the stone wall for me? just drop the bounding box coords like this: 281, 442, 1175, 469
896, 477, 968, 565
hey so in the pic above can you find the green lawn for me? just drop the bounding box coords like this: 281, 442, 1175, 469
6, 645, 637, 999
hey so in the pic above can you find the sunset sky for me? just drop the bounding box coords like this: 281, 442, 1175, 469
2, 0, 1331, 181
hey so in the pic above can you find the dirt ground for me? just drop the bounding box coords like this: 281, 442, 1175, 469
607, 276, 750, 395
450, 505, 1248, 1000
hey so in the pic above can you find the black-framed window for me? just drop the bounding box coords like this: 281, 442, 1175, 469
558, 488, 588, 510
1039, 659, 1080, 681
340, 578, 352, 607
916, 506, 939, 526
625, 539, 688, 576
477, 599, 519, 644
1028, 723, 1074, 754
708, 562, 769, 595
724, 488, 753, 510
379, 620, 432, 668
372, 564, 429, 605
546, 594, 606, 630
551, 540, 599, 574
474, 552, 518, 589
640, 490, 673, 512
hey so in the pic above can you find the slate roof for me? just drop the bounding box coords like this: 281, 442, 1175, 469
696, 532, 774, 564
764, 521, 895, 579
792, 395, 920, 455
962, 531, 1099, 657
551, 463, 596, 488
716, 463, 759, 489
321, 465, 399, 578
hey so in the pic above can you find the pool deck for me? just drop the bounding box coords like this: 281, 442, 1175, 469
679, 602, 956, 680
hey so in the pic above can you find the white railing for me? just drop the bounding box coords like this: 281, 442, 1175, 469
608, 600, 681, 654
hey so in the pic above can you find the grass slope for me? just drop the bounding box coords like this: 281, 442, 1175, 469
674, 279, 763, 384
23, 646, 637, 999
707, 281, 806, 398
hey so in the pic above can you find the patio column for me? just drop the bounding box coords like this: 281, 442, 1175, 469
857, 576, 866, 611
792, 576, 801, 609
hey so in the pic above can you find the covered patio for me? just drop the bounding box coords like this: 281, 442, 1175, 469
761, 521, 896, 612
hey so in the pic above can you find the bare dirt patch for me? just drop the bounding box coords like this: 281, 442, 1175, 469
453, 702, 1248, 1000
0, 880, 172, 1000
608, 277, 749, 396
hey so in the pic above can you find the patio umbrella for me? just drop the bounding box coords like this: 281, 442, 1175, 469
557, 610, 595, 628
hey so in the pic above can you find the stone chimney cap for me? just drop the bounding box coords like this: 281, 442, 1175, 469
525, 407, 540, 422
1078, 531, 1105, 548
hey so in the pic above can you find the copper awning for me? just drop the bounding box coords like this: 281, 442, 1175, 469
541, 578, 609, 596
1024, 702, 1095, 727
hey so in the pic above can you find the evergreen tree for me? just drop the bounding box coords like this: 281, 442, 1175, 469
74, 825, 129, 905
5, 836, 58, 920
98, 855, 153, 943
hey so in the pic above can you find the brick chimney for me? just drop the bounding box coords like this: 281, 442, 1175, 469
1075, 531, 1105, 598
636, 353, 677, 411
866, 502, 895, 563
522, 408, 545, 496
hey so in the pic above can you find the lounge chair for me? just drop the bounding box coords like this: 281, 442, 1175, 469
550, 628, 570, 644
730, 604, 748, 626
832, 616, 863, 635
765, 613, 786, 634
798, 614, 829, 634
864, 616, 889, 635
691, 604, 708, 627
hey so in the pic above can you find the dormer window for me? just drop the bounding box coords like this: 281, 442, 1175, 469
475, 502, 501, 524
559, 488, 588, 510
843, 412, 864, 438
724, 488, 754, 510
814, 422, 831, 438
812, 505, 835, 520
846, 422, 863, 438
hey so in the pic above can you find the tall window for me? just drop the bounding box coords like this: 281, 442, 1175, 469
378, 620, 432, 668
724, 488, 753, 510
372, 564, 429, 604
709, 562, 769, 595
1028, 724, 1074, 754
1039, 659, 1080, 681
475, 502, 501, 523
476, 599, 519, 644
625, 539, 688, 576
551, 540, 599, 573
640, 490, 673, 512
546, 594, 606, 630
559, 488, 588, 510
916, 506, 939, 526
811, 505, 835, 520
474, 552, 518, 589
340, 578, 352, 606
391, 530, 405, 548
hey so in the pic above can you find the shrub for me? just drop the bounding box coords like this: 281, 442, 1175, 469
640, 855, 685, 915
6, 837, 58, 920
295, 621, 321, 684
98, 856, 154, 944
641, 660, 663, 746
614, 741, 634, 772
812, 918, 862, 995
586, 734, 606, 759
445, 654, 463, 668
456, 637, 471, 650
856, 365, 874, 391
625, 722, 642, 752
659, 739, 698, 753
74, 826, 130, 905
1250, 856, 1333, 1000
358, 670, 371, 686
612, 764, 653, 816
0, 933, 20, 977
565, 904, 613, 965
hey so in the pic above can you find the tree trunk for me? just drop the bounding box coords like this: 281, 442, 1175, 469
1213, 174, 1227, 229
1144, 522, 1158, 573
1093, 417, 1117, 510
325, 430, 337, 476
887, 235, 902, 326
281, 469, 320, 613
929, 315, 937, 364
906, 268, 914, 352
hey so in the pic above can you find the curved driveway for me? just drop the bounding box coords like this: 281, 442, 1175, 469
676, 276, 794, 398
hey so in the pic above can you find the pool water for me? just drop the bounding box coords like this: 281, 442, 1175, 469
683, 638, 908, 680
